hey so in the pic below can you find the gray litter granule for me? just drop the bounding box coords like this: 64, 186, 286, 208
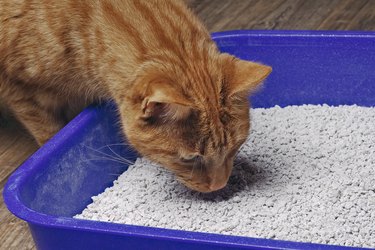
75, 104, 375, 248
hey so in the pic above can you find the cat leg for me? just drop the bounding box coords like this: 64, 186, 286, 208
0, 79, 65, 146
10, 100, 65, 146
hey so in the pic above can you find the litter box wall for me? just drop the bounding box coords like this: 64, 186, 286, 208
215, 30, 375, 108
4, 30, 375, 250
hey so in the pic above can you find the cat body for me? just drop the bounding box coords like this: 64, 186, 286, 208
0, 0, 271, 192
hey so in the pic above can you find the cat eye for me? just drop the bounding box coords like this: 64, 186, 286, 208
180, 154, 201, 163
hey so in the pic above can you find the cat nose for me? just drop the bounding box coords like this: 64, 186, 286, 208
208, 180, 227, 191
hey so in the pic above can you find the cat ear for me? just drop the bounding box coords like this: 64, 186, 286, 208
141, 85, 192, 122
222, 54, 272, 96
134, 80, 192, 122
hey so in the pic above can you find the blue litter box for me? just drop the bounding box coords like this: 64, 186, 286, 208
4, 30, 375, 250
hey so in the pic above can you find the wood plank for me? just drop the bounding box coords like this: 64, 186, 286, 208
187, 0, 375, 31
346, 0, 375, 30
318, 0, 370, 30
0, 118, 38, 250
0, 188, 36, 250
192, 0, 250, 32
206, 0, 271, 31
271, 0, 341, 29
0, 138, 37, 187
184, 0, 207, 13
0, 119, 38, 184
228, 0, 303, 30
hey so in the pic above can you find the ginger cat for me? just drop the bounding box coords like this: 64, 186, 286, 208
0, 0, 271, 192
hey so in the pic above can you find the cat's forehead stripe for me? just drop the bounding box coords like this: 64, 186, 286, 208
134, 1, 185, 60
101, 1, 147, 55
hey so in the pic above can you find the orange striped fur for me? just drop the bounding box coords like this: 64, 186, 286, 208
0, 0, 271, 192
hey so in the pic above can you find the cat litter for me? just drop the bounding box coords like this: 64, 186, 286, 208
75, 104, 375, 248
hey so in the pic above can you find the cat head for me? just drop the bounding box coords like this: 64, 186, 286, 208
119, 52, 271, 193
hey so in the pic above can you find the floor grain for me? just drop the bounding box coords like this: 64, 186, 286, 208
1, 1, 374, 249
0, 118, 38, 250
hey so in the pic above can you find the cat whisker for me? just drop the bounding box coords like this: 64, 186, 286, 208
85, 145, 120, 158
106, 144, 131, 164
233, 159, 249, 168
79, 156, 134, 165
96, 142, 132, 150
83, 145, 135, 165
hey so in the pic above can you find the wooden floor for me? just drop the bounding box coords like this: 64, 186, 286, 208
1, 1, 374, 249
